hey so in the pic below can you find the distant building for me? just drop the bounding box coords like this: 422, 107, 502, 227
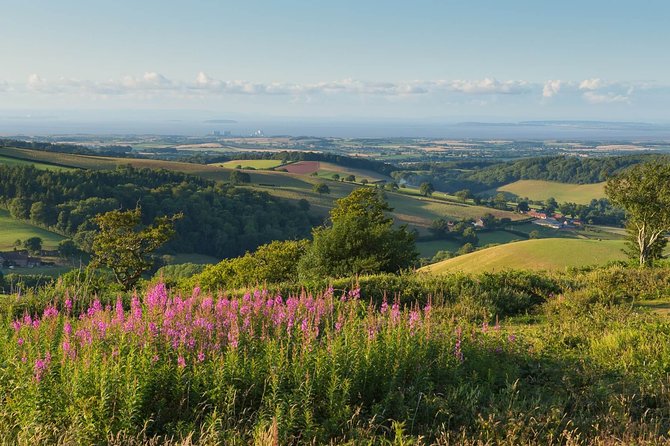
532, 217, 562, 229
0, 251, 42, 268
528, 210, 548, 219
474, 218, 486, 228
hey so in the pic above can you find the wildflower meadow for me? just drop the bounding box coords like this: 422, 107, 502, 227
3, 270, 670, 445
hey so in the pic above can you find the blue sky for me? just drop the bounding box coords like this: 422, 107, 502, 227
1, 0, 669, 122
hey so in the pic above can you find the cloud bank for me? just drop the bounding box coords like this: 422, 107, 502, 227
0, 73, 665, 112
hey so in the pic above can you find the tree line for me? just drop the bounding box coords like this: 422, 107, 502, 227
0, 164, 316, 259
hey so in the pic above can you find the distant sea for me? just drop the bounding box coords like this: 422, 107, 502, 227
1, 117, 670, 140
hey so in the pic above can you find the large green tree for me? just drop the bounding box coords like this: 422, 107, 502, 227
91, 208, 181, 290
298, 188, 418, 279
419, 182, 435, 197
22, 237, 43, 255
606, 162, 670, 267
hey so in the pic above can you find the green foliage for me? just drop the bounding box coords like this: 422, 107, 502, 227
228, 169, 251, 184
193, 239, 310, 290
3, 265, 670, 442
22, 236, 43, 255
0, 164, 315, 258
419, 181, 434, 197
455, 189, 472, 202
457, 242, 475, 255
57, 239, 81, 259
313, 182, 330, 194
152, 263, 206, 288
299, 188, 418, 280
606, 161, 670, 266
91, 208, 181, 290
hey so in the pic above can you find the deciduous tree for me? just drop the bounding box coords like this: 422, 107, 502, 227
299, 188, 417, 279
606, 162, 670, 267
91, 208, 181, 290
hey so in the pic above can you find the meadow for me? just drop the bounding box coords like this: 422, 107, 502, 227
211, 159, 286, 170
0, 210, 64, 250
496, 180, 606, 204
0, 153, 73, 171
2, 266, 670, 444
421, 238, 628, 274
0, 147, 527, 237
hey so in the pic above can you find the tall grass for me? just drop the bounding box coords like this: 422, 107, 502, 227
2, 268, 670, 444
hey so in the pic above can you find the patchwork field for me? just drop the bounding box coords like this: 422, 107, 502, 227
0, 210, 65, 250
420, 238, 627, 274
0, 153, 73, 171
0, 147, 527, 234
314, 162, 392, 182
496, 180, 606, 204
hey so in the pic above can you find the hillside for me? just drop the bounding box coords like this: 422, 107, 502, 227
0, 147, 524, 235
0, 210, 64, 250
496, 180, 606, 204
420, 238, 627, 274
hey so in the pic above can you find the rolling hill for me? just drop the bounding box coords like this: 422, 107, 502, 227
496, 180, 606, 204
0, 210, 65, 250
0, 147, 524, 234
420, 238, 627, 274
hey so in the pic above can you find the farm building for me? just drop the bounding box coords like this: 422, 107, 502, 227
0, 251, 42, 268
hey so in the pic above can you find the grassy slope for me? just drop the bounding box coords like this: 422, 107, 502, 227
212, 159, 285, 169
0, 210, 65, 250
497, 180, 606, 204
420, 238, 627, 274
314, 162, 392, 182
0, 147, 524, 233
0, 153, 74, 171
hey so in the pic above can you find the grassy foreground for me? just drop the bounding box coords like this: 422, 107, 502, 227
2, 266, 670, 444
421, 238, 627, 274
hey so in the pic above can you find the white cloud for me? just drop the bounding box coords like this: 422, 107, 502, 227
583, 91, 630, 104
542, 80, 562, 98
448, 78, 530, 94
0, 73, 661, 110
27, 74, 49, 91
579, 78, 604, 90
15, 73, 539, 98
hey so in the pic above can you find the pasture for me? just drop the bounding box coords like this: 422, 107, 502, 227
496, 179, 606, 204
0, 210, 65, 251
0, 153, 73, 171
420, 238, 627, 274
212, 159, 285, 170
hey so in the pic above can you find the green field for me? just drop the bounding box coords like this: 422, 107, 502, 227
420, 238, 627, 274
0, 153, 73, 171
496, 180, 606, 204
0, 209, 65, 250
314, 162, 392, 182
0, 147, 525, 233
416, 239, 462, 257
212, 159, 285, 170
477, 230, 526, 246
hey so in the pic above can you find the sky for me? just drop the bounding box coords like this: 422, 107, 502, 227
1, 0, 669, 128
